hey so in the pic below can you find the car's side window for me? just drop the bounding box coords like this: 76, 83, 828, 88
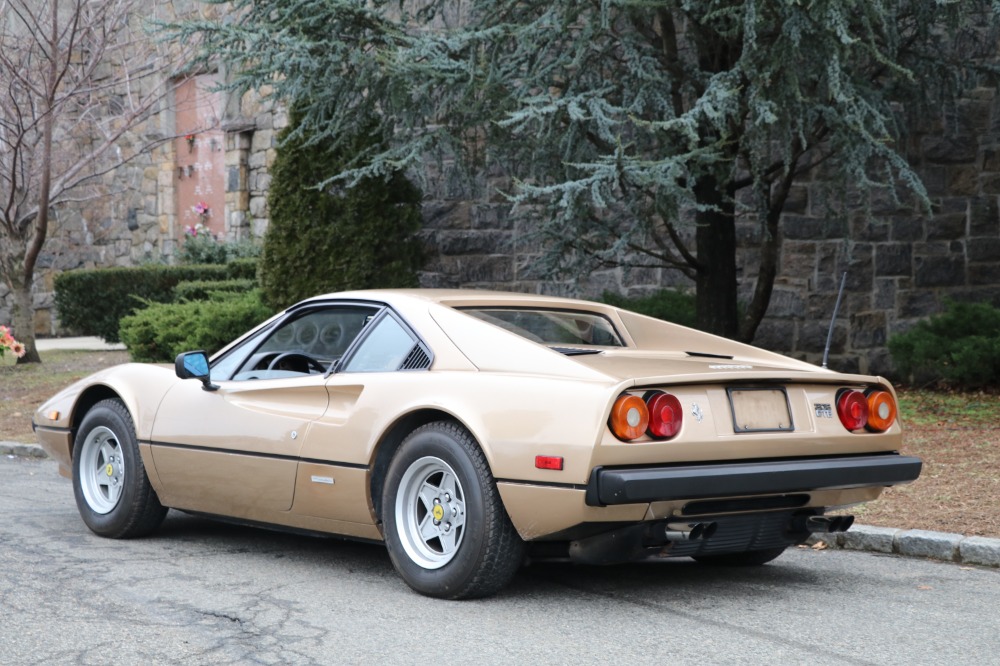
341, 313, 421, 373
230, 305, 378, 381
210, 326, 273, 380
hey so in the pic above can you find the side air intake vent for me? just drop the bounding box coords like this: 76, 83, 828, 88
400, 344, 431, 370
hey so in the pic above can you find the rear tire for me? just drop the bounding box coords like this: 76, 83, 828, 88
72, 399, 167, 538
692, 546, 787, 567
382, 421, 524, 599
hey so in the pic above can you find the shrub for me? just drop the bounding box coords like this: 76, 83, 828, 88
888, 301, 1000, 388
119, 290, 273, 362
55, 265, 231, 342
226, 257, 259, 280
177, 225, 262, 265
259, 115, 423, 311
173, 279, 256, 302
600, 289, 697, 328
177, 229, 229, 264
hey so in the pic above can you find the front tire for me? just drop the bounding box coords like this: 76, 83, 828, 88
72, 399, 167, 538
382, 421, 524, 599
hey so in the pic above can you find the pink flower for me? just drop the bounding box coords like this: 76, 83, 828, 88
194, 202, 210, 216
0, 326, 23, 359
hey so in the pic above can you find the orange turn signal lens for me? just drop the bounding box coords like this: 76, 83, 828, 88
866, 390, 897, 432
610, 394, 649, 441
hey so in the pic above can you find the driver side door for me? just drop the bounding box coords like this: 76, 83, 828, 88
147, 303, 379, 521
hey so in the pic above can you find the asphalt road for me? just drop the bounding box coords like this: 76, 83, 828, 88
2, 457, 998, 666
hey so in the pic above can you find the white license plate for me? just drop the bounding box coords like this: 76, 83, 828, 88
728, 388, 794, 432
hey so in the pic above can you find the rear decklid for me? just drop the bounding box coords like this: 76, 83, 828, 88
564, 348, 880, 388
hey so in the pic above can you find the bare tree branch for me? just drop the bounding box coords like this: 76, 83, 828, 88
0, 0, 191, 362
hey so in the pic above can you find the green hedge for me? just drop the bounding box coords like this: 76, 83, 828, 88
173, 278, 257, 302
600, 289, 697, 328
888, 301, 1000, 388
226, 257, 259, 280
55, 265, 231, 342
119, 290, 273, 362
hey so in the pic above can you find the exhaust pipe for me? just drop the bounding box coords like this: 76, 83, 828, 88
835, 515, 855, 532
663, 521, 718, 542
803, 515, 855, 533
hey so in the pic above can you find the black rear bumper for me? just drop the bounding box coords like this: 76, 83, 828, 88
585, 454, 922, 507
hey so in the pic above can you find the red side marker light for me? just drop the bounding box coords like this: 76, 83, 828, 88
535, 455, 564, 471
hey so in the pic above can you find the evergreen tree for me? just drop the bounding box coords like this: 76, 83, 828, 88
259, 116, 423, 310
181, 0, 999, 340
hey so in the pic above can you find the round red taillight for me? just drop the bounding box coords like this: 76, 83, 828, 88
836, 389, 869, 431
610, 394, 649, 441
866, 390, 897, 432
645, 391, 683, 439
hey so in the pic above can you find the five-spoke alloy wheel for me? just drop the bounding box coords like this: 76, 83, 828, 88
72, 399, 167, 538
395, 455, 467, 569
77, 425, 127, 515
383, 421, 524, 599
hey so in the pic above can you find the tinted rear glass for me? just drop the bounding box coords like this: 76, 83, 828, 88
461, 308, 624, 347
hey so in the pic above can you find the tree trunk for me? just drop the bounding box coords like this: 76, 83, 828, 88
739, 170, 796, 343
694, 174, 739, 339
9, 269, 41, 364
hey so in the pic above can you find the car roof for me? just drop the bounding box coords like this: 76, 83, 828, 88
296, 288, 607, 310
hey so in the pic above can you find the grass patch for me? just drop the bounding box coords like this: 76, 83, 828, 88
897, 388, 1000, 428
0, 350, 130, 443
836, 388, 1000, 537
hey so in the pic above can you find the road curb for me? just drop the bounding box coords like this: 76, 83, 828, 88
4, 441, 999, 568
808, 524, 1000, 568
0, 441, 48, 459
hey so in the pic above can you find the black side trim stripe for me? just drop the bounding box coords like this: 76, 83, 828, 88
494, 477, 587, 492
144, 440, 368, 470
35, 425, 73, 434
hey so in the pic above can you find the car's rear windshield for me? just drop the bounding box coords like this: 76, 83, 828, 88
461, 308, 624, 347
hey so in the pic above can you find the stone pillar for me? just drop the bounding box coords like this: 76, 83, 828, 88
223, 124, 254, 242
157, 139, 178, 262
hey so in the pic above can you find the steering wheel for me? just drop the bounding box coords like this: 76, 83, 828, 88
266, 352, 327, 374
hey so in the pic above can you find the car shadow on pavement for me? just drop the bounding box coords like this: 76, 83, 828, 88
145, 510, 829, 601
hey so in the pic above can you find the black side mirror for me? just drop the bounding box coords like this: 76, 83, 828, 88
175, 350, 219, 391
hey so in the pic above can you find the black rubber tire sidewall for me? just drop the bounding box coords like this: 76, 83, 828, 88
72, 399, 166, 538
382, 422, 522, 599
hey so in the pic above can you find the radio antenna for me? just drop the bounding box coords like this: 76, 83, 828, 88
822, 272, 848, 369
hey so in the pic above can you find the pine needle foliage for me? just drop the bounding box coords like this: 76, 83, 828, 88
259, 115, 423, 311
175, 0, 1000, 340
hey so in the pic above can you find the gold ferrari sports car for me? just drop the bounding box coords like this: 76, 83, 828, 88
34, 289, 921, 598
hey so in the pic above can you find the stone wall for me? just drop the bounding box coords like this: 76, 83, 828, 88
416, 89, 1000, 375
2, 5, 998, 376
